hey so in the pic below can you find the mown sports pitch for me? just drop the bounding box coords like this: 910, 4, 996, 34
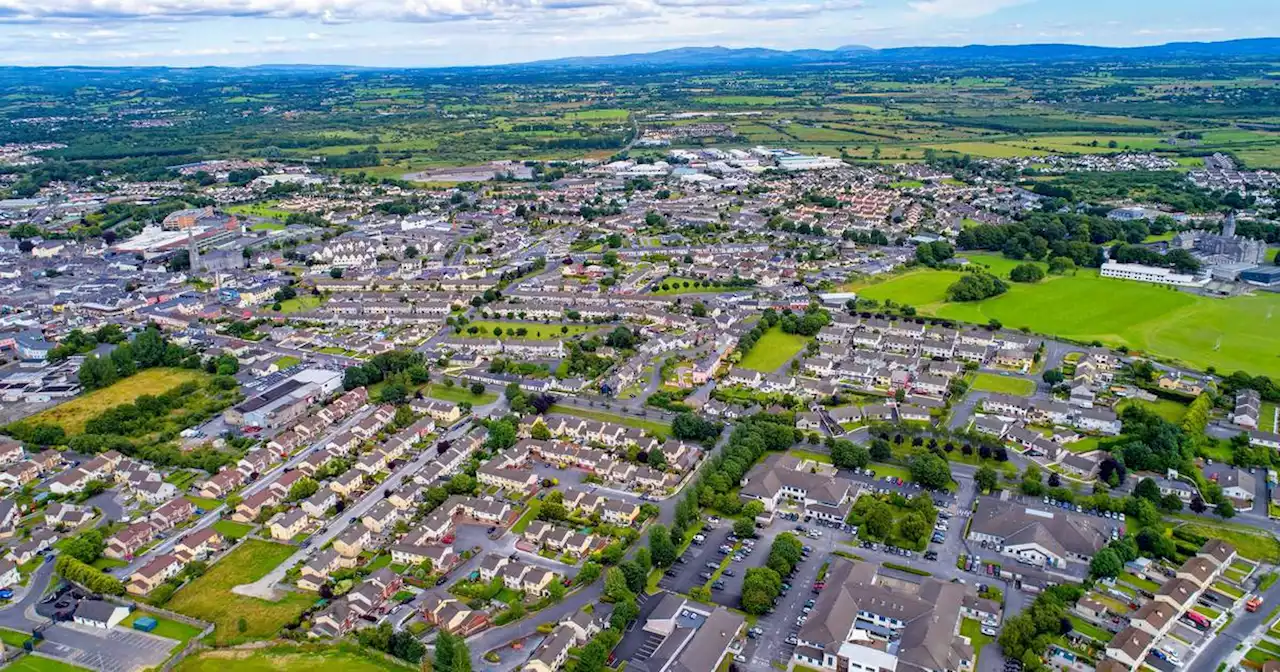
851, 266, 1280, 378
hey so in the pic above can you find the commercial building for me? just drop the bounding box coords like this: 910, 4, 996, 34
1099, 261, 1207, 287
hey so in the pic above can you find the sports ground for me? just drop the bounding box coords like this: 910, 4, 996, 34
848, 257, 1280, 379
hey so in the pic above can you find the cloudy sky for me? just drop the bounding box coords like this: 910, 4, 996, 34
0, 0, 1274, 67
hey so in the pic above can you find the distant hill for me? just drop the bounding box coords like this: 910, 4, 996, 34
504, 38, 1280, 71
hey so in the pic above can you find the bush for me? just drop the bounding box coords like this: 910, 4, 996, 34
55, 555, 125, 595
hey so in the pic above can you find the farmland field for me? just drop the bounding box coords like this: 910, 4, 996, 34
849, 266, 1280, 378
167, 539, 315, 645
16, 368, 210, 435
739, 326, 810, 372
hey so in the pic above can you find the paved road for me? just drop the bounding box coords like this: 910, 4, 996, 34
1187, 572, 1280, 671
236, 419, 478, 598
121, 406, 377, 577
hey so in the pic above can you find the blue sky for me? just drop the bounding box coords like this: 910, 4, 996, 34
0, 0, 1274, 67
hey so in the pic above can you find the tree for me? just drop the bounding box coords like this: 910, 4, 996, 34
604, 567, 631, 602
899, 513, 929, 544
908, 453, 951, 490
974, 465, 999, 493
734, 517, 756, 538
864, 500, 894, 540
869, 438, 892, 462
287, 477, 320, 502
831, 440, 870, 470
1189, 494, 1207, 514
649, 524, 677, 567
469, 382, 486, 396
531, 423, 552, 440
1134, 477, 1161, 502
1089, 548, 1123, 579
1042, 368, 1064, 385
1216, 500, 1236, 519
1009, 263, 1046, 283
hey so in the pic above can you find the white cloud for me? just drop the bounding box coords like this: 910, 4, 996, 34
907, 0, 1031, 20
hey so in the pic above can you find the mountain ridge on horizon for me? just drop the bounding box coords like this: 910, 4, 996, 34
10, 37, 1280, 72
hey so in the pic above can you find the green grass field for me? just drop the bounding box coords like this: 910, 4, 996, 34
167, 539, 314, 645
547, 404, 670, 438
462, 321, 595, 340
739, 326, 810, 372
18, 368, 209, 435
423, 383, 497, 405
1173, 520, 1280, 563
961, 618, 993, 666
3, 656, 91, 672
848, 265, 1280, 378
174, 643, 410, 672
227, 201, 290, 220
970, 373, 1035, 396
120, 611, 203, 644
511, 501, 541, 534
649, 277, 738, 295
276, 295, 323, 314
0, 627, 31, 647
1118, 398, 1188, 423
274, 356, 301, 370
212, 520, 255, 540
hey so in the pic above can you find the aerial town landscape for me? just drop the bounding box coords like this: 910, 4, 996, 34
2, 5, 1280, 672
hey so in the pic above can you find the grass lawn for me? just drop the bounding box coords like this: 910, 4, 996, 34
17, 368, 209, 435
847, 265, 1280, 379
0, 626, 31, 647
276, 295, 323, 314
249, 221, 286, 232
423, 383, 497, 405
788, 449, 833, 464
547, 404, 671, 438
650, 277, 740, 295
274, 356, 301, 370
165, 470, 201, 490
1119, 574, 1161, 593
4, 656, 92, 672
1194, 604, 1222, 620
365, 554, 392, 572
463, 321, 595, 340
91, 557, 127, 571
1213, 581, 1245, 599
174, 642, 412, 672
512, 501, 541, 534
1118, 398, 1188, 424
1066, 615, 1111, 643
188, 496, 222, 512
960, 618, 992, 665
739, 326, 810, 373
167, 539, 315, 645
890, 180, 924, 189
970, 373, 1035, 396
1174, 520, 1280, 563
226, 201, 290, 220
120, 611, 203, 645
867, 462, 914, 483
